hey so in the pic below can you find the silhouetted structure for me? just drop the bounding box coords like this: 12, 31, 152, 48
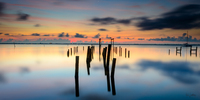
190, 47, 198, 57
86, 46, 91, 75
176, 47, 182, 56
75, 56, 79, 97
111, 58, 116, 95
125, 48, 127, 58
128, 50, 130, 58
102, 47, 107, 75
67, 49, 69, 57
71, 48, 72, 55
106, 44, 111, 91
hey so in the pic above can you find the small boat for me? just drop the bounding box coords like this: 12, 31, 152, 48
182, 43, 192, 47
182, 31, 192, 47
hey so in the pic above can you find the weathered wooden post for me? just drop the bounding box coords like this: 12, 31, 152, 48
128, 50, 130, 58
168, 49, 170, 55
106, 44, 111, 92
125, 48, 127, 58
71, 48, 72, 55
102, 47, 107, 75
67, 49, 69, 57
75, 56, 79, 97
86, 46, 91, 75
99, 38, 101, 62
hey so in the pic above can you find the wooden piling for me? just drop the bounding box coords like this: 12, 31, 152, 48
111, 58, 116, 77
107, 44, 112, 70
75, 56, 79, 76
125, 48, 127, 58
103, 47, 107, 75
86, 46, 91, 62
67, 49, 69, 57
71, 48, 72, 55
75, 56, 79, 97
128, 50, 130, 58
106, 44, 111, 92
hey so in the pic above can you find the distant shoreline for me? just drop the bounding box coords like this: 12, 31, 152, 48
0, 43, 200, 46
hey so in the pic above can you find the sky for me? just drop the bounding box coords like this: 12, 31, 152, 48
0, 0, 200, 43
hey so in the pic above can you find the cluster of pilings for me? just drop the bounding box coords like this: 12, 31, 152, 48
74, 44, 116, 97
67, 46, 78, 57
86, 46, 95, 75
118, 46, 130, 58
176, 47, 182, 56
102, 44, 116, 95
175, 46, 198, 57
190, 47, 198, 56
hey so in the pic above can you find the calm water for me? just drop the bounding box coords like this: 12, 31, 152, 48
0, 44, 200, 100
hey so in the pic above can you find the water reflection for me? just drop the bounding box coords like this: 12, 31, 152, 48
0, 44, 200, 100
138, 60, 200, 84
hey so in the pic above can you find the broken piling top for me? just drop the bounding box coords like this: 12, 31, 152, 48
75, 56, 79, 77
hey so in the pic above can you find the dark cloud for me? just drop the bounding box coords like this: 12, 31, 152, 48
34, 24, 40, 27
53, 0, 86, 5
91, 17, 116, 25
98, 28, 108, 31
138, 38, 145, 40
147, 33, 200, 42
43, 34, 50, 36
138, 60, 200, 84
4, 33, 9, 35
182, 33, 187, 37
106, 35, 111, 39
65, 33, 69, 37
0, 33, 2, 35
117, 19, 131, 25
91, 17, 132, 25
124, 37, 134, 40
92, 33, 100, 38
116, 36, 121, 39
58, 32, 70, 37
74, 33, 86, 38
31, 33, 40, 36
0, 2, 5, 16
58, 32, 64, 37
17, 12, 30, 21
136, 4, 200, 30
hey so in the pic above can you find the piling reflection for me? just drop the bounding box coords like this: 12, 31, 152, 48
173, 46, 198, 57
73, 44, 119, 97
